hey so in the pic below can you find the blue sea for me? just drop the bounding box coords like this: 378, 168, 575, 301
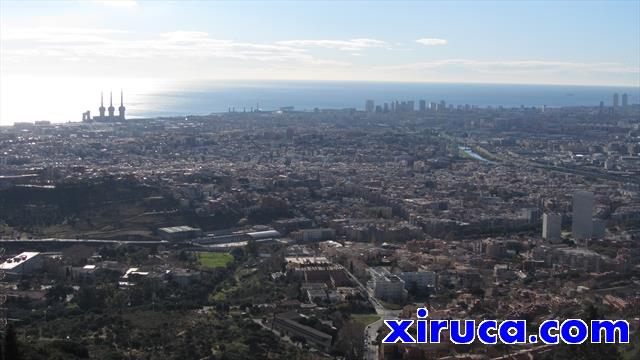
131, 81, 640, 118
1, 80, 639, 125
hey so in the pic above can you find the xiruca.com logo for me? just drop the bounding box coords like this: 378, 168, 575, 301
382, 308, 630, 345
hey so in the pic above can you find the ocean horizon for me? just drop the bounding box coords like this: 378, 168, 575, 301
1, 79, 639, 125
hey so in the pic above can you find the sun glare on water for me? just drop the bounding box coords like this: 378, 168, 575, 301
0, 76, 171, 125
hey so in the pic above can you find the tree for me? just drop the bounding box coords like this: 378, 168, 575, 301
76, 285, 105, 311
62, 245, 94, 266
4, 324, 20, 360
45, 284, 73, 305
333, 320, 364, 360
245, 239, 258, 258
17, 280, 31, 291
230, 247, 245, 262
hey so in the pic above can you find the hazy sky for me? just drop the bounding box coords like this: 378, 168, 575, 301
1, 0, 639, 86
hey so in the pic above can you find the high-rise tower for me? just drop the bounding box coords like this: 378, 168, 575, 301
419, 100, 426, 112
118, 90, 126, 120
365, 100, 374, 114
542, 213, 562, 243
572, 190, 593, 240
108, 91, 115, 117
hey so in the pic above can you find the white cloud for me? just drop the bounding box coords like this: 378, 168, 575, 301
276, 38, 387, 51
416, 38, 447, 46
160, 31, 212, 42
3, 27, 635, 85
3, 27, 127, 42
376, 59, 639, 74
89, 0, 138, 8
1, 27, 351, 66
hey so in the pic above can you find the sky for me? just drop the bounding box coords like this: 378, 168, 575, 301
1, 0, 639, 87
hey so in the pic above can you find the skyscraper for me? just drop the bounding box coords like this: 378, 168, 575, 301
572, 191, 593, 240
621, 93, 628, 107
542, 213, 562, 243
365, 99, 375, 114
613, 93, 619, 108
419, 100, 426, 112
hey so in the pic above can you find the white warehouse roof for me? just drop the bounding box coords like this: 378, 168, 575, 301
0, 252, 40, 270
247, 230, 281, 240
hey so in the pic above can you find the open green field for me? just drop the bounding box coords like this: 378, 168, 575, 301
351, 314, 381, 326
196, 252, 234, 269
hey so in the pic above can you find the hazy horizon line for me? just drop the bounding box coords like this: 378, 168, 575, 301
3, 75, 639, 89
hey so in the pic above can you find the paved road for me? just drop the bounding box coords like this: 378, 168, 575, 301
364, 318, 381, 360
363, 308, 401, 360
343, 268, 384, 312
0, 238, 169, 245
343, 268, 402, 360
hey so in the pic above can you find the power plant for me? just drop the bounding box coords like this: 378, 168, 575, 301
82, 90, 126, 122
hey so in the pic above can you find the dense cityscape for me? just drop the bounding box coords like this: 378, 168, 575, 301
0, 92, 638, 359
2, 0, 640, 358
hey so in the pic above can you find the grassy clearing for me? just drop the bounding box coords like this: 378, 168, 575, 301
380, 301, 404, 310
351, 314, 381, 326
458, 148, 475, 159
196, 252, 234, 269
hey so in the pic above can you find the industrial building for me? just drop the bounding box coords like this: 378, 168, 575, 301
272, 312, 333, 352
157, 225, 203, 241
83, 90, 126, 122
292, 228, 335, 243
247, 230, 282, 240
193, 229, 282, 246
0, 252, 43, 279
